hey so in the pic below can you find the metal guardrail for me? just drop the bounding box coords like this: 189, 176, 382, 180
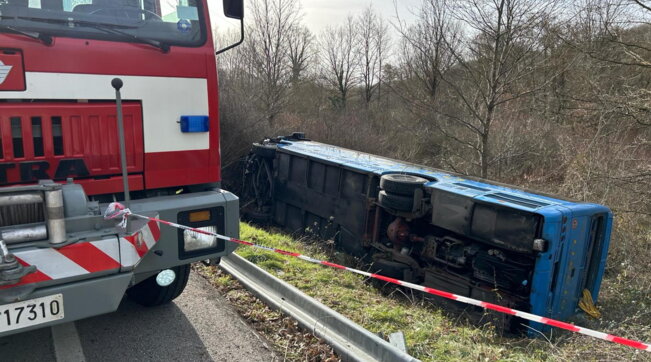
220, 254, 420, 362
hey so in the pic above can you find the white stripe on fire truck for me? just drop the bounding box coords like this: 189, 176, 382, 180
119, 237, 142, 268
17, 248, 89, 279
89, 238, 121, 265
6, 221, 162, 288
140, 224, 157, 250
1, 72, 210, 153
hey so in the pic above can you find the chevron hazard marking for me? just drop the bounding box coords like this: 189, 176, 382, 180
0, 61, 12, 84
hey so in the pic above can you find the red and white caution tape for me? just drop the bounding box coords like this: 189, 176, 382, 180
105, 202, 651, 352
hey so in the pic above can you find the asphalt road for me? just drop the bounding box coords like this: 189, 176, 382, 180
0, 271, 277, 361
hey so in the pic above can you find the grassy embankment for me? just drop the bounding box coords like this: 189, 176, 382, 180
199, 222, 650, 361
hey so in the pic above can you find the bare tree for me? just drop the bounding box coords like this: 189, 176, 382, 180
356, 6, 390, 106
215, 30, 263, 166
395, 0, 459, 102
245, 0, 301, 125
578, 0, 651, 127
390, 0, 470, 172
287, 25, 314, 84
441, 0, 561, 178
571, 0, 651, 69
319, 17, 359, 110
551, 0, 651, 216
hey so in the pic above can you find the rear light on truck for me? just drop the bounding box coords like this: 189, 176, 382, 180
177, 207, 225, 259
183, 226, 218, 252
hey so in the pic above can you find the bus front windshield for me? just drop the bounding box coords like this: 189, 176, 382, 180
0, 0, 205, 48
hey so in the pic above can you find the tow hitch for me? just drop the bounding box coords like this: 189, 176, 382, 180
0, 240, 36, 286
0, 239, 37, 302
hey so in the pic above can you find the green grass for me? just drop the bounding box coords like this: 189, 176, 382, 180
226, 222, 649, 361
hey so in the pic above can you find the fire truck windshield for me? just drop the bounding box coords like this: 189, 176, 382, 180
0, 0, 205, 48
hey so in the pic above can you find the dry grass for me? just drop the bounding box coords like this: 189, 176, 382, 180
200, 222, 651, 362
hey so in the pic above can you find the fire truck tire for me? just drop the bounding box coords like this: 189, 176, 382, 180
379, 174, 428, 196
378, 190, 413, 212
127, 264, 191, 307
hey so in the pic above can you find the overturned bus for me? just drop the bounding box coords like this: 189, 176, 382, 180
242, 134, 612, 333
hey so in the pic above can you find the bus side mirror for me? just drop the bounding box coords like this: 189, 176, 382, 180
223, 0, 244, 20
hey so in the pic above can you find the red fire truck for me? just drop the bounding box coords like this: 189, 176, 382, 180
0, 0, 243, 336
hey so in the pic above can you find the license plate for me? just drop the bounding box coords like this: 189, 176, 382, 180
0, 294, 64, 333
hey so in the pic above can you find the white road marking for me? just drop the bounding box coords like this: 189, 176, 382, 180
51, 322, 86, 362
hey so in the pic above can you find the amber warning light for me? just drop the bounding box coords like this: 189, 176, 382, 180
188, 210, 211, 223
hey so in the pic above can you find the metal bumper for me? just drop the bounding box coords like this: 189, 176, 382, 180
0, 187, 239, 337
0, 272, 132, 338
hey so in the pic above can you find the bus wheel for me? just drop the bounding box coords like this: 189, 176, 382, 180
378, 190, 414, 212
380, 174, 428, 196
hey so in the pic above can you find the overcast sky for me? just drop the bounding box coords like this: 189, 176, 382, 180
302, 0, 419, 31
212, 0, 421, 35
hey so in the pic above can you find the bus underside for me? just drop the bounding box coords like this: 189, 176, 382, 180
242, 134, 612, 333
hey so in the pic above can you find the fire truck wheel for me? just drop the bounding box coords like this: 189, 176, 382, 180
379, 174, 428, 196
378, 190, 414, 212
127, 264, 191, 307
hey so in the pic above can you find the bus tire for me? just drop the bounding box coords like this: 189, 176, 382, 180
380, 174, 428, 196
378, 190, 414, 212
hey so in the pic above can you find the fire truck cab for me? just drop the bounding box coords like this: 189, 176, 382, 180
0, 0, 242, 336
